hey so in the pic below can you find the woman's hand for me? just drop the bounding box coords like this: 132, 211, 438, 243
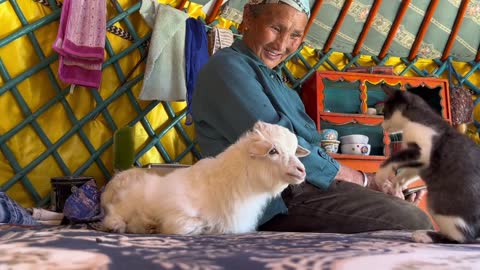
365, 172, 425, 205
335, 165, 426, 205
365, 172, 403, 198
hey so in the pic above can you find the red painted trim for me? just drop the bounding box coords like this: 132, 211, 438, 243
206, 0, 224, 24
303, 0, 324, 39
176, 0, 187, 10
379, 0, 411, 59
352, 0, 382, 56
408, 0, 439, 61
322, 0, 353, 53
441, 0, 470, 61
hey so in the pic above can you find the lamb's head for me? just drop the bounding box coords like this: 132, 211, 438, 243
244, 121, 310, 189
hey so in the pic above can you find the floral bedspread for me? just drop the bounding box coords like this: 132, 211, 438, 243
1, 224, 480, 269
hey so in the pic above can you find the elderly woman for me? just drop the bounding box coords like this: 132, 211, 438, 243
192, 0, 432, 233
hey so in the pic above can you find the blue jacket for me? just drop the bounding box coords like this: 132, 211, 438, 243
192, 39, 339, 225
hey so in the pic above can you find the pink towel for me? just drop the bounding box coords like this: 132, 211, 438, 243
53, 0, 106, 89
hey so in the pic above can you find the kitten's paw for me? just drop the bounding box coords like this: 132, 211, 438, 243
374, 167, 391, 185
395, 168, 420, 187
412, 230, 434, 243
390, 175, 404, 187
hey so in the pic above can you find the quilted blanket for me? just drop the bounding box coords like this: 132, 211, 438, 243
1, 224, 480, 269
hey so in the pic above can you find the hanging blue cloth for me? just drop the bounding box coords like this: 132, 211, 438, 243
184, 18, 209, 125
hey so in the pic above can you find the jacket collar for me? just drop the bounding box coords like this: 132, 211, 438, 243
231, 39, 284, 80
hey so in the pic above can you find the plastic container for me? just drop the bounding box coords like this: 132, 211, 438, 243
50, 176, 95, 212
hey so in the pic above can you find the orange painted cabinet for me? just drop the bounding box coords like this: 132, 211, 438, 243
301, 70, 451, 173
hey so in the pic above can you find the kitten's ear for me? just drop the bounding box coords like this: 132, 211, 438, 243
381, 84, 397, 98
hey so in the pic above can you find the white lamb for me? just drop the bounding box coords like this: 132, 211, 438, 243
101, 121, 310, 235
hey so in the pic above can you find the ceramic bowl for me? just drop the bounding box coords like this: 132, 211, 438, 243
339, 134, 369, 144
341, 143, 371, 155
320, 129, 339, 141
320, 140, 340, 153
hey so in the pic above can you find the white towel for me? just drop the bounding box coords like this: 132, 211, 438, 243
138, 1, 189, 101
29, 208, 64, 221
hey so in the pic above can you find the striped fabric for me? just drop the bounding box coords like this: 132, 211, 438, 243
0, 192, 39, 225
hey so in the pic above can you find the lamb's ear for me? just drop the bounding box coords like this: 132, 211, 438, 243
252, 120, 267, 131
249, 140, 273, 157
381, 84, 397, 98
251, 121, 267, 139
295, 145, 310, 157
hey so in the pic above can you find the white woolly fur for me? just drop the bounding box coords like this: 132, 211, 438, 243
101, 121, 310, 235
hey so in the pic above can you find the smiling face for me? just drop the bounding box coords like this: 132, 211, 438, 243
242, 3, 308, 69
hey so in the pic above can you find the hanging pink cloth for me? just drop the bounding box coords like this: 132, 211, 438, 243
53, 0, 106, 89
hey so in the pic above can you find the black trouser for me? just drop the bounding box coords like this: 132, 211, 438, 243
259, 181, 433, 233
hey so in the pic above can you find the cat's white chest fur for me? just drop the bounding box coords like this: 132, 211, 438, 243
403, 122, 437, 166
377, 112, 438, 184
383, 111, 437, 166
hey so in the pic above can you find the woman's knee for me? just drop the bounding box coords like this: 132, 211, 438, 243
391, 202, 434, 230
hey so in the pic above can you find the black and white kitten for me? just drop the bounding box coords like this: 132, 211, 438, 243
375, 84, 480, 244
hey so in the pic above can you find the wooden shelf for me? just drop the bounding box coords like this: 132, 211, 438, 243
321, 112, 384, 118
301, 70, 451, 173
319, 112, 384, 126
329, 153, 386, 161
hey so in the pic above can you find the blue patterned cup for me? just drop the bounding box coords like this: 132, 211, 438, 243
321, 140, 340, 153
320, 129, 338, 141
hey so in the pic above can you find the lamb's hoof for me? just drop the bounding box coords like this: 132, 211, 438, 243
102, 220, 126, 233
412, 230, 433, 243
112, 224, 127, 233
